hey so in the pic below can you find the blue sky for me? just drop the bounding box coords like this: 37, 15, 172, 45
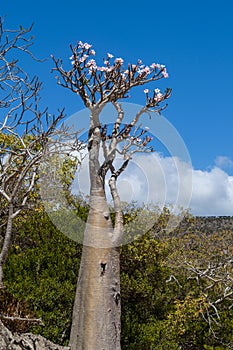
1, 0, 233, 215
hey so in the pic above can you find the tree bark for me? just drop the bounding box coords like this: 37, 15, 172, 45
69, 189, 121, 350
70, 111, 121, 350
0, 204, 14, 288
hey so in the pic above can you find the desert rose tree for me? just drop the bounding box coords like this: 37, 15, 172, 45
52, 42, 171, 350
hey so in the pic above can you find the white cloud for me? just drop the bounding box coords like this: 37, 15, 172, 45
215, 156, 233, 171
191, 167, 233, 216
72, 152, 233, 217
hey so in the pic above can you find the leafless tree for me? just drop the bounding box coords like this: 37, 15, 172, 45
52, 41, 171, 350
166, 225, 233, 339
0, 19, 82, 287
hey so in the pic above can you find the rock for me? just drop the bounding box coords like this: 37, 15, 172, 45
0, 321, 70, 350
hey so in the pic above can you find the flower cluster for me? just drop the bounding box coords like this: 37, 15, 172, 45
61, 39, 171, 106
114, 57, 124, 66
144, 88, 164, 104
69, 41, 96, 66
69, 40, 169, 81
143, 86, 172, 111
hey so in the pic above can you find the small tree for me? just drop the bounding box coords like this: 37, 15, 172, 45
0, 20, 82, 287
53, 41, 171, 349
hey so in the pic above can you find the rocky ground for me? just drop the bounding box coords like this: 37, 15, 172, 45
0, 321, 69, 350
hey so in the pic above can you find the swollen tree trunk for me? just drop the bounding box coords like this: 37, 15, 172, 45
69, 189, 121, 350
69, 119, 121, 350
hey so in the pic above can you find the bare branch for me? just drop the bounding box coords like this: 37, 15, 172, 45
0, 314, 44, 326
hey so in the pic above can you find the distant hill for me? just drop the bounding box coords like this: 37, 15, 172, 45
172, 215, 233, 237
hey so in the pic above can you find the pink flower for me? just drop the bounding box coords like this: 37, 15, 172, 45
115, 57, 124, 65
141, 66, 150, 75
83, 43, 92, 50
150, 63, 157, 69
97, 66, 108, 72
153, 63, 165, 70
154, 92, 163, 102
79, 54, 88, 63
89, 49, 95, 56
86, 59, 97, 68
144, 89, 149, 94
162, 68, 169, 78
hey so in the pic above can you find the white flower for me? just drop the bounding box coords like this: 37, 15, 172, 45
89, 49, 95, 56
115, 57, 124, 65
107, 53, 114, 59
156, 92, 163, 101
83, 43, 92, 50
141, 66, 151, 75
162, 69, 169, 78
144, 89, 149, 94
97, 66, 108, 72
145, 126, 149, 131
86, 59, 97, 68
154, 88, 160, 93
79, 54, 88, 63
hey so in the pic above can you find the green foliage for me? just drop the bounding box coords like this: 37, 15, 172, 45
120, 231, 177, 349
1, 204, 233, 348
3, 210, 83, 345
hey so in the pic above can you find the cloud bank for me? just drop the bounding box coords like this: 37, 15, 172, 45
73, 153, 233, 217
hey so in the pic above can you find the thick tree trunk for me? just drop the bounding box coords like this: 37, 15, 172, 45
69, 189, 121, 350
70, 113, 121, 350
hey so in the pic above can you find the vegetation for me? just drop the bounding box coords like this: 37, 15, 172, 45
1, 18, 233, 350
1, 203, 233, 349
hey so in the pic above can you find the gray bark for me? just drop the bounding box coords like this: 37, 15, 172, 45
0, 204, 14, 287
69, 191, 121, 350
69, 113, 121, 350
0, 321, 70, 350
